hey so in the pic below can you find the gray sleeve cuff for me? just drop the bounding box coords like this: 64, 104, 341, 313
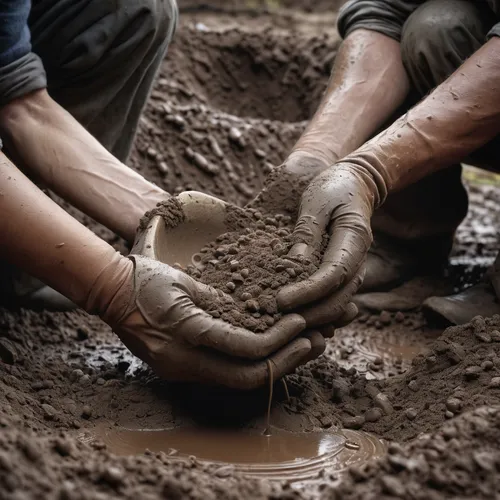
0, 52, 47, 106
338, 0, 421, 42
487, 22, 500, 39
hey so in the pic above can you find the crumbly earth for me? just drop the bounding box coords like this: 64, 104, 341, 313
2, 2, 500, 499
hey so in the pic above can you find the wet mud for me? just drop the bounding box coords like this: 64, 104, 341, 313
2, 2, 500, 499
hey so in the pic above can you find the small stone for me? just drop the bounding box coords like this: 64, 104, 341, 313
394, 311, 405, 323
245, 300, 260, 313
374, 393, 394, 415
331, 379, 350, 403
445, 410, 454, 419
379, 311, 391, 325
230, 260, 239, 271
231, 273, 244, 283
42, 404, 57, 420
226, 282, 236, 292
158, 161, 170, 175
375, 320, 383, 330
342, 415, 365, 430
101, 466, 125, 487
405, 408, 418, 420
254, 148, 266, 158
240, 268, 249, 278
488, 377, 500, 388
96, 378, 105, 385
70, 369, 84, 382
240, 292, 252, 301
54, 439, 73, 457
364, 408, 383, 423
380, 475, 405, 497
490, 330, 500, 341
464, 365, 482, 380
76, 327, 89, 341
445, 398, 461, 413
475, 330, 491, 343
481, 360, 494, 371
79, 374, 91, 386
81, 405, 92, 419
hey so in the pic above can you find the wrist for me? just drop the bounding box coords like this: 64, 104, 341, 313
84, 252, 134, 325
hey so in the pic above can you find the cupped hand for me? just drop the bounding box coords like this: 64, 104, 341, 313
110, 255, 321, 390
276, 162, 381, 329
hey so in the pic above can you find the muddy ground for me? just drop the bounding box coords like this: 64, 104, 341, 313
2, 2, 500, 499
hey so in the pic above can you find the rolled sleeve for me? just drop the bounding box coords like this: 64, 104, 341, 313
487, 21, 500, 39
338, 0, 423, 42
0, 0, 46, 106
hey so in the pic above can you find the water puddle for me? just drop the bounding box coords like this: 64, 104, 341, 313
80, 426, 385, 482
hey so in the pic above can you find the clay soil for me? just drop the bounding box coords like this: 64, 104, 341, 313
3, 2, 500, 499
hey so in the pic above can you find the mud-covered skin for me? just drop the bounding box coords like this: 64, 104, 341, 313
109, 255, 313, 390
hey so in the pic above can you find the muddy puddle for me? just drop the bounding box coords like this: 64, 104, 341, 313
79, 426, 386, 482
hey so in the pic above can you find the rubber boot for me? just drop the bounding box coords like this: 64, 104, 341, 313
423, 252, 500, 326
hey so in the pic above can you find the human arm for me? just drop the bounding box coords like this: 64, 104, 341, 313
0, 150, 317, 389
278, 36, 500, 320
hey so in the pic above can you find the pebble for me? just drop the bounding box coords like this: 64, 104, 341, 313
405, 408, 418, 420
226, 282, 236, 292
475, 330, 491, 343
464, 365, 482, 380
157, 161, 170, 175
240, 292, 252, 301
245, 300, 260, 313
230, 260, 239, 271
488, 376, 500, 388
490, 330, 500, 341
228, 127, 245, 147
481, 360, 494, 371
445, 398, 461, 413
54, 438, 73, 457
42, 404, 57, 420
379, 311, 391, 325
231, 273, 244, 283
364, 408, 383, 423
342, 415, 365, 430
240, 268, 249, 278
380, 475, 406, 497
101, 466, 125, 487
70, 369, 84, 382
81, 405, 92, 419
445, 410, 454, 419
208, 136, 224, 158
374, 393, 394, 415
394, 311, 405, 323
193, 152, 220, 175
79, 374, 91, 386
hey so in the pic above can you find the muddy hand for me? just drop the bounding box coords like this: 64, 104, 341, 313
104, 255, 310, 390
277, 163, 383, 329
247, 153, 330, 216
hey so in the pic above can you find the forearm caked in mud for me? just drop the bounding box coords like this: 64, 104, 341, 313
290, 29, 410, 166
342, 36, 500, 197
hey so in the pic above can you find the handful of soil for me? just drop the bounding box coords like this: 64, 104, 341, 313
142, 200, 324, 332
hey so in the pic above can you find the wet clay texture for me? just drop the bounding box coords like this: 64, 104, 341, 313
3, 2, 500, 499
181, 206, 323, 332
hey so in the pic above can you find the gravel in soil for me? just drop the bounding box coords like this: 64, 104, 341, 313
2, 2, 500, 499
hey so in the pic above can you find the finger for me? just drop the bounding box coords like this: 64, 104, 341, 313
302, 331, 326, 362
297, 273, 364, 328
278, 214, 370, 311
181, 282, 307, 359
335, 301, 359, 327
160, 337, 313, 390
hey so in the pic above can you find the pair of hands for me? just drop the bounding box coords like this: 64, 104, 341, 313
113, 154, 377, 390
